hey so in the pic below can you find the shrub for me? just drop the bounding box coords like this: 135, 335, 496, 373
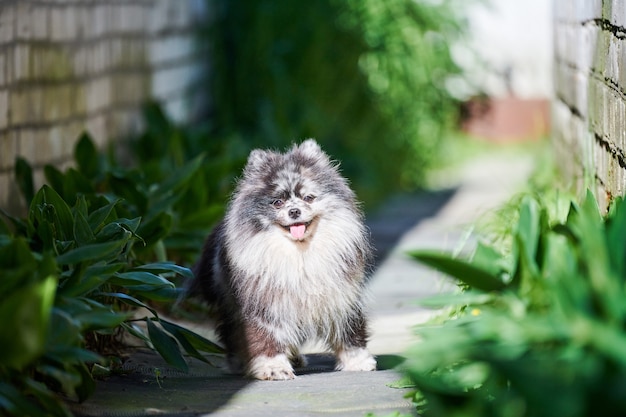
0, 129, 224, 416
204, 0, 466, 205
406, 191, 626, 417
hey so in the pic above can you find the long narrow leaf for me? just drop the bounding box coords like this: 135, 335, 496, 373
159, 318, 224, 354
416, 292, 495, 308
98, 292, 158, 317
151, 154, 205, 200
87, 200, 121, 234
134, 262, 193, 279
73, 209, 95, 246
146, 318, 188, 372
14, 157, 34, 206
56, 238, 129, 265
74, 132, 100, 180
409, 250, 507, 292
159, 320, 212, 364
30, 185, 74, 243
111, 271, 175, 289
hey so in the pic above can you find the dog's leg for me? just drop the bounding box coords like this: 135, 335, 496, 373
248, 354, 295, 380
333, 311, 376, 372
244, 322, 295, 380
335, 346, 376, 371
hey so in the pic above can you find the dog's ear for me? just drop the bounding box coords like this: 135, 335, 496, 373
297, 139, 323, 157
244, 149, 274, 176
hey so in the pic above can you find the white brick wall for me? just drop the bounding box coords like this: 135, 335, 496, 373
0, 0, 208, 214
553, 0, 626, 212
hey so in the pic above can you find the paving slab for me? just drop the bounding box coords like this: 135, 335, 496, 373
71, 152, 534, 417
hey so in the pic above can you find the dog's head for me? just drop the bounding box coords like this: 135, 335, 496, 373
232, 139, 359, 242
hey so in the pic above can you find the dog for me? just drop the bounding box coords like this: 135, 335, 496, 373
188, 139, 376, 380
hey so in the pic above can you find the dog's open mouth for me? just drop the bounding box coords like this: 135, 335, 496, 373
283, 221, 312, 240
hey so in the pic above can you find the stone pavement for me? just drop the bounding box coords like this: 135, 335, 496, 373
70, 152, 534, 417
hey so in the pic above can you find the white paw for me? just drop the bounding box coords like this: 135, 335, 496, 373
248, 354, 295, 380
335, 347, 376, 371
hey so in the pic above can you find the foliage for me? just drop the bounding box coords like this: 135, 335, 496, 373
405, 191, 626, 417
0, 129, 224, 416
129, 103, 248, 262
204, 0, 466, 205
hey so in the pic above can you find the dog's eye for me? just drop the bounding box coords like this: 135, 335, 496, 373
303, 195, 316, 203
271, 199, 284, 208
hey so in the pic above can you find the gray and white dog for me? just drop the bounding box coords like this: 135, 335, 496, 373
189, 139, 376, 380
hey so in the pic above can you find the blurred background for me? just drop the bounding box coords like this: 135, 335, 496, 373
0, 0, 553, 216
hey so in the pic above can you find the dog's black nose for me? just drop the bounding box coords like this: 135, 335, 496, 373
289, 208, 301, 219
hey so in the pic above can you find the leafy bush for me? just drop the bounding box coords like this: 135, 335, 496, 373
1, 130, 224, 416
406, 191, 626, 417
204, 0, 465, 205
129, 104, 248, 262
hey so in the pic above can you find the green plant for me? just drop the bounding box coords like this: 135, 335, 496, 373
204, 0, 466, 205
129, 103, 248, 262
405, 191, 626, 417
1, 135, 224, 415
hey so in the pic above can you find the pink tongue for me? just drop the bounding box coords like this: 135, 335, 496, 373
290, 224, 306, 240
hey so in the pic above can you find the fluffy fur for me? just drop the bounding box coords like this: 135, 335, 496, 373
188, 139, 376, 380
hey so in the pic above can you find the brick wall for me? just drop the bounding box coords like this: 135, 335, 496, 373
0, 0, 207, 214
553, 0, 626, 212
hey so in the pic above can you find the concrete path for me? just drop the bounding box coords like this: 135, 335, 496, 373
71, 152, 534, 417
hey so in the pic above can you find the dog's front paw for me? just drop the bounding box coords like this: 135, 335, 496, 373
248, 354, 295, 380
335, 347, 376, 372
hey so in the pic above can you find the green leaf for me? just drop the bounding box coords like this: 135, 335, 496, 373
416, 292, 495, 308
159, 319, 213, 364
95, 220, 140, 243
136, 212, 172, 248
43, 165, 66, 196
134, 262, 194, 279
146, 317, 188, 372
65, 168, 95, 202
28, 378, 74, 416
147, 154, 205, 217
107, 172, 148, 213
74, 362, 96, 403
29, 185, 75, 243
121, 322, 151, 344
0, 208, 28, 236
410, 250, 507, 292
569, 191, 622, 322
73, 208, 95, 246
59, 262, 125, 297
15, 157, 34, 206
74, 310, 130, 331
98, 292, 158, 317
472, 242, 511, 278
56, 238, 129, 265
159, 318, 224, 354
110, 271, 175, 289
36, 364, 82, 398
543, 237, 597, 325
606, 196, 626, 277
87, 199, 121, 233
0, 381, 56, 417
515, 196, 541, 274
74, 131, 100, 180
131, 287, 179, 301
0, 274, 57, 369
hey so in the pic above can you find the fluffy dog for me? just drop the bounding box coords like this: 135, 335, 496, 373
188, 139, 376, 380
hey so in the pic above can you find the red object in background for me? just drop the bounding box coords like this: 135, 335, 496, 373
461, 96, 550, 141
